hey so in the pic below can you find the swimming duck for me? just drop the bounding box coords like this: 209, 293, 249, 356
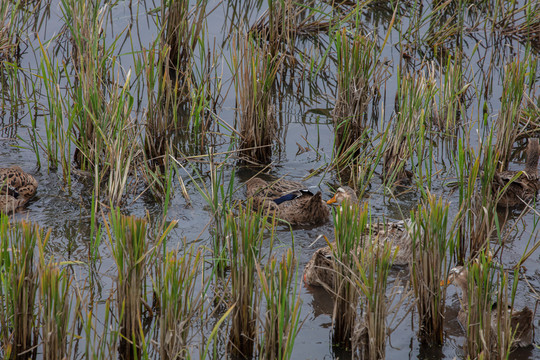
445, 266, 533, 348
0, 166, 38, 214
304, 186, 414, 288
493, 138, 540, 207
303, 220, 413, 289
245, 177, 329, 226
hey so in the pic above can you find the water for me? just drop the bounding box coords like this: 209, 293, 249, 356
1, 0, 539, 358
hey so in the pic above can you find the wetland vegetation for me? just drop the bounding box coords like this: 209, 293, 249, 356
1, 0, 540, 359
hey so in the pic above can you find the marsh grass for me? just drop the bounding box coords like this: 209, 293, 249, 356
331, 201, 368, 349
494, 56, 531, 171
232, 33, 281, 164
106, 209, 175, 359
352, 226, 395, 359
226, 201, 274, 359
464, 253, 499, 358
0, 216, 45, 359
256, 248, 302, 360
383, 69, 437, 187
158, 244, 205, 359
333, 29, 383, 161
433, 55, 469, 135
38, 262, 73, 359
452, 131, 499, 263
410, 193, 451, 345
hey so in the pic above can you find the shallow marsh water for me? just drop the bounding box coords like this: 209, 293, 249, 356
1, 0, 540, 358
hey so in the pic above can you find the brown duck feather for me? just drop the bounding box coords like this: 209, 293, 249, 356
245, 177, 330, 226
0, 166, 38, 214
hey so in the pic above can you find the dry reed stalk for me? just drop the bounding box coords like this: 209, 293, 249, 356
332, 202, 368, 350
233, 33, 280, 165
410, 193, 450, 345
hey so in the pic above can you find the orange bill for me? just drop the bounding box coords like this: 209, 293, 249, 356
327, 194, 338, 204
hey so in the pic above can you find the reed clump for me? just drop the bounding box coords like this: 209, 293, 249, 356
0, 216, 46, 359
257, 248, 302, 360
353, 225, 395, 359
331, 201, 368, 350
158, 244, 205, 359
232, 33, 280, 165
494, 56, 531, 171
333, 29, 382, 161
226, 201, 273, 359
410, 193, 451, 345
383, 69, 436, 187
106, 209, 175, 359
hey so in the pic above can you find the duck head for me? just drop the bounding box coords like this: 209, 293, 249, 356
327, 186, 358, 205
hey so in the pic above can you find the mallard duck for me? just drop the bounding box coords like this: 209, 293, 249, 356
245, 177, 330, 226
304, 186, 414, 289
0, 166, 38, 214
303, 220, 413, 289
445, 266, 533, 348
493, 138, 540, 207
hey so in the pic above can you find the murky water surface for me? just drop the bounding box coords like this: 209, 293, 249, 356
2, 0, 539, 358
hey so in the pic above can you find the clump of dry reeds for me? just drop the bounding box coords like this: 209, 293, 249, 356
232, 33, 281, 165
331, 202, 368, 349
410, 193, 451, 345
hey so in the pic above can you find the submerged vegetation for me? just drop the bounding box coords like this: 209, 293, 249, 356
1, 0, 540, 359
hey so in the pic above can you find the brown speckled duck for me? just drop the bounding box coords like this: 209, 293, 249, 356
0, 166, 38, 214
304, 186, 413, 289
445, 266, 533, 348
245, 177, 330, 226
493, 138, 540, 207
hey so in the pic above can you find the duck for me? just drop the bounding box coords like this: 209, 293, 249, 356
245, 177, 329, 226
445, 265, 533, 348
493, 138, 540, 207
0, 166, 38, 214
304, 186, 414, 289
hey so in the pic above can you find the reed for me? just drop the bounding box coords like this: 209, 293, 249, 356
333, 29, 382, 161
464, 253, 496, 358
433, 54, 469, 135
232, 33, 280, 164
410, 193, 451, 345
257, 249, 302, 360
494, 56, 530, 171
332, 201, 368, 350
158, 244, 204, 359
452, 131, 499, 263
0, 216, 45, 359
383, 69, 436, 187
226, 201, 273, 359
38, 263, 72, 360
106, 209, 149, 359
352, 224, 394, 359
